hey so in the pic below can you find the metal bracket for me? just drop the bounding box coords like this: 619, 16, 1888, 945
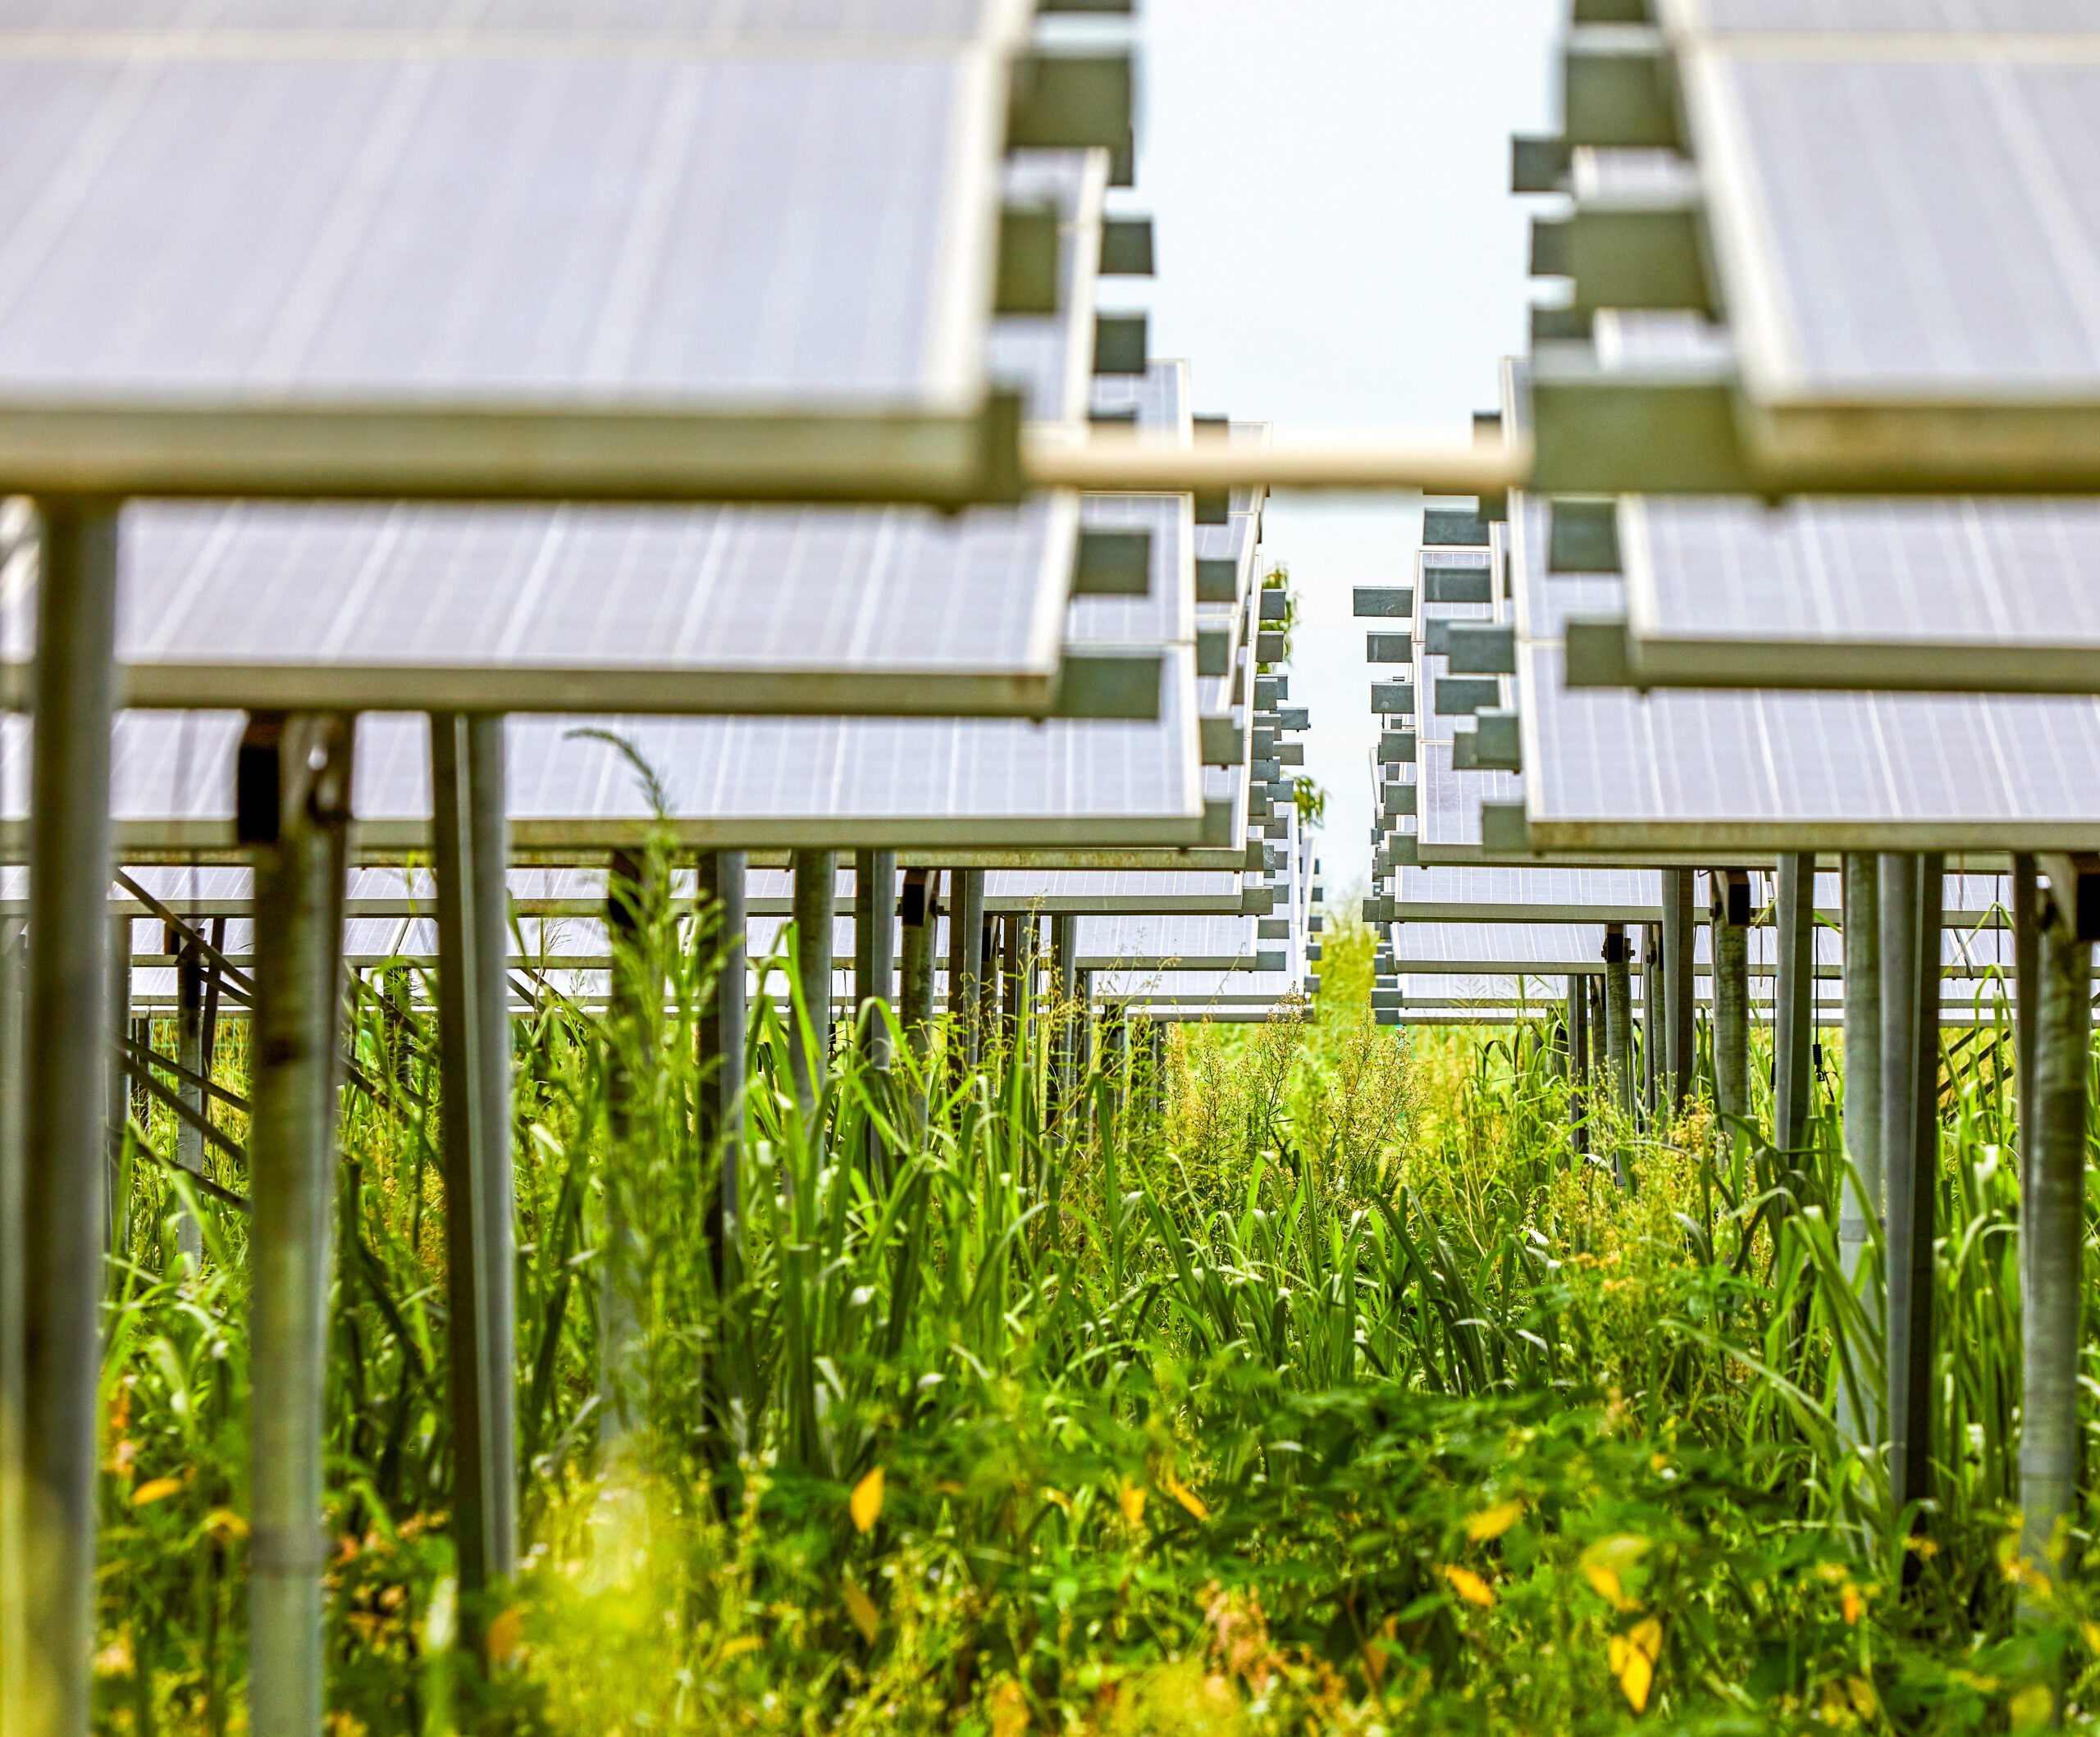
1549, 497, 1622, 572
1353, 586, 1413, 618
1073, 527, 1151, 595
993, 203, 1061, 315
1444, 622, 1517, 675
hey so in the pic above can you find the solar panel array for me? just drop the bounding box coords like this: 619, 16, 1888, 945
1530, 2, 2100, 494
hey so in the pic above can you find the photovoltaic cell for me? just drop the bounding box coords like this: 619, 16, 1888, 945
1690, 44, 2100, 400
1619, 494, 2100, 692
0, 2, 1029, 500
2, 649, 1205, 853
1521, 641, 2100, 849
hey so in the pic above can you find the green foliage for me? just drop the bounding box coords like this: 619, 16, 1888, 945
90, 894, 2100, 1735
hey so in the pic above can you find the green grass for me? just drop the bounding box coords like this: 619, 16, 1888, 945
87, 898, 2100, 1734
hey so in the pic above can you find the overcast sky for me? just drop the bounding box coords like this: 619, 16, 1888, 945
1103, 0, 1560, 902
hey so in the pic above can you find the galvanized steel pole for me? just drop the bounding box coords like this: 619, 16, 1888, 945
21, 499, 118, 1737
2011, 855, 2039, 1210
429, 713, 518, 1650
172, 929, 207, 1265
1663, 868, 1695, 1116
954, 868, 986, 1072
1712, 871, 1751, 1124
1641, 922, 1660, 1124
107, 914, 131, 1256
2020, 888, 2089, 1580
1567, 974, 1588, 1156
1880, 852, 1942, 1523
0, 916, 26, 1737
1834, 853, 1884, 1454
1603, 925, 1632, 1117
897, 869, 934, 1133
600, 848, 651, 1444
788, 850, 836, 1124
857, 850, 897, 1065
698, 850, 746, 1232
1774, 853, 1815, 1158
245, 712, 354, 1737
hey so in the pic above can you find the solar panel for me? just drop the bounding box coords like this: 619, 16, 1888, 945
7, 646, 1206, 856
1076, 914, 1270, 971
1520, 639, 2100, 850
0, 2, 1047, 502
0, 151, 1113, 715
1615, 494, 2100, 693
1391, 865, 1664, 922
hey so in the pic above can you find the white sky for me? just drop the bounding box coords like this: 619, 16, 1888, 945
1105, 0, 1560, 904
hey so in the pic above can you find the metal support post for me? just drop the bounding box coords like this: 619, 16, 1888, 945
2020, 882, 2090, 1580
1603, 925, 1633, 1119
1641, 923, 1660, 1122
854, 850, 897, 1065
1774, 853, 1815, 1159
1838, 856, 1883, 1279
1567, 975, 1589, 1155
2011, 855, 2039, 1208
600, 848, 654, 1443
951, 868, 986, 1074
979, 914, 1001, 1060
1076, 969, 1095, 1076
1, 915, 26, 1737
244, 711, 355, 1737
172, 928, 207, 1265
1712, 870, 1751, 1124
1663, 868, 1695, 1115
21, 500, 119, 1737
107, 914, 131, 1256
788, 850, 836, 1124
999, 912, 1023, 1055
697, 850, 747, 1229
1880, 852, 1942, 1522
1835, 855, 1883, 1450
429, 713, 518, 1649
1048, 914, 1078, 1120
898, 870, 934, 1133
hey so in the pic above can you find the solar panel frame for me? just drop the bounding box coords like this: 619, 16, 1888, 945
1618, 492, 2100, 693
0, 149, 1109, 715
1673, 25, 2100, 488
0, 6, 1034, 503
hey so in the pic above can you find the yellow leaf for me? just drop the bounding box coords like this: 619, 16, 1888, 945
1440, 1565, 1495, 1607
842, 1580, 879, 1645
203, 1507, 248, 1541
1847, 1676, 1878, 1718
482, 1606, 521, 1664
1584, 1565, 1641, 1613
1607, 1617, 1661, 1712
1163, 1470, 1208, 1520
849, 1467, 884, 1534
1841, 1583, 1863, 1626
1118, 1479, 1147, 1527
1467, 1499, 1523, 1543
130, 1477, 183, 1507
2081, 1621, 2100, 1655
2010, 1684, 2053, 1731
717, 1635, 762, 1661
